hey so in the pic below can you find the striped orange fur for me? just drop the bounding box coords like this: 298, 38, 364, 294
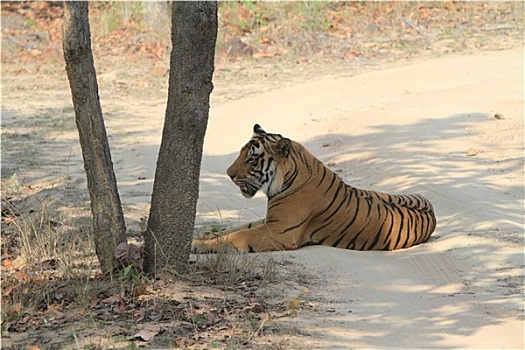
193, 124, 437, 253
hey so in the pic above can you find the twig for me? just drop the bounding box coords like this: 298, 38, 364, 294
403, 18, 426, 37
244, 316, 268, 345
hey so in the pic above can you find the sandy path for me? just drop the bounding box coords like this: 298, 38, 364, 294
16, 48, 521, 348
197, 48, 524, 348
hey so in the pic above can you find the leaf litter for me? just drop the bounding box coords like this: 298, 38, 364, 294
2, 251, 309, 349
1, 188, 310, 349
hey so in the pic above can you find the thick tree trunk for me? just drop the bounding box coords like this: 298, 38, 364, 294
144, 1, 218, 274
62, 1, 127, 274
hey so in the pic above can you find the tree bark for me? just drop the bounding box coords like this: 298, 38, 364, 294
144, 1, 218, 274
62, 1, 127, 274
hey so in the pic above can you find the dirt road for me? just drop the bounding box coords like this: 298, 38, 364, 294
199, 48, 524, 348
2, 46, 523, 348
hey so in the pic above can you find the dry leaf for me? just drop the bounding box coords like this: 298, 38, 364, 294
3, 216, 18, 225
289, 297, 300, 310
2, 257, 16, 268
8, 302, 24, 317
30, 49, 42, 57
132, 280, 147, 298
127, 329, 158, 342
176, 336, 194, 348
115, 242, 142, 266
90, 296, 101, 307
295, 285, 309, 294
101, 294, 124, 305
3, 284, 16, 296
287, 297, 301, 317
137, 294, 154, 302
253, 51, 279, 59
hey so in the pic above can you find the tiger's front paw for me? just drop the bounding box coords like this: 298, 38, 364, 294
191, 240, 204, 254
191, 239, 214, 254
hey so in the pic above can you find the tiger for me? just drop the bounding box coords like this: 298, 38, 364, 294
192, 124, 437, 253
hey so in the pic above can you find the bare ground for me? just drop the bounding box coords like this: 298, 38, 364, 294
2, 4, 524, 349
200, 47, 525, 349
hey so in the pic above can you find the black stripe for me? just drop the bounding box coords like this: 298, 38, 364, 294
402, 208, 414, 248
331, 223, 348, 247
367, 203, 387, 250
308, 220, 333, 242
299, 150, 310, 167
413, 195, 422, 208
345, 226, 365, 249
380, 206, 395, 249
353, 227, 369, 250
282, 167, 298, 190
259, 157, 265, 171
419, 212, 429, 242
393, 206, 405, 249
316, 182, 346, 220
317, 188, 354, 245
317, 234, 330, 245
326, 186, 350, 221
317, 166, 328, 188
264, 157, 273, 172
413, 210, 423, 243
339, 191, 360, 244
281, 216, 310, 235
365, 195, 373, 216
324, 172, 338, 195
366, 228, 383, 250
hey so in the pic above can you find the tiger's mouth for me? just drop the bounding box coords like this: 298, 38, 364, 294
232, 177, 260, 198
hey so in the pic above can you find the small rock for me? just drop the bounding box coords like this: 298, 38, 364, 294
365, 23, 381, 32
466, 148, 479, 157
327, 159, 336, 167
494, 113, 505, 120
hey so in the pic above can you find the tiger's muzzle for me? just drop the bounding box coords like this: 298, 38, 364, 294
229, 175, 261, 198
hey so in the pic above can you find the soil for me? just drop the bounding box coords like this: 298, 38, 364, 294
1, 2, 524, 349
200, 48, 525, 349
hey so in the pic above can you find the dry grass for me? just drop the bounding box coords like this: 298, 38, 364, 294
217, 1, 523, 61
192, 243, 279, 288
1, 190, 97, 321
1, 189, 294, 348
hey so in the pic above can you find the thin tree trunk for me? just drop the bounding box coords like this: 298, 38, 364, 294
144, 1, 218, 274
62, 1, 127, 274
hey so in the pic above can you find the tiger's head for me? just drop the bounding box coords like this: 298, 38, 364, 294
227, 124, 292, 199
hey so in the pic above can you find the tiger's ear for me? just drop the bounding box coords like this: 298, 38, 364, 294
275, 138, 292, 158
253, 124, 266, 135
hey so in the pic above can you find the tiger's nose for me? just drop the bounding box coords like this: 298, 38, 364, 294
226, 165, 236, 179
